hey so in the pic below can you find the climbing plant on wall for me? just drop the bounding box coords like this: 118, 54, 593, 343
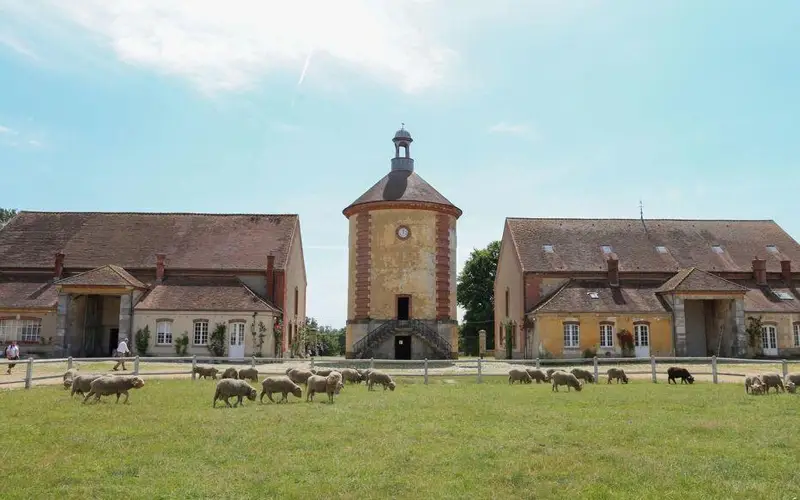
208, 323, 227, 357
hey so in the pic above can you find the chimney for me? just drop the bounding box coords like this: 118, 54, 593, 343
607, 257, 619, 287
54, 252, 65, 279
266, 254, 275, 302
781, 260, 792, 286
156, 253, 166, 283
752, 258, 767, 286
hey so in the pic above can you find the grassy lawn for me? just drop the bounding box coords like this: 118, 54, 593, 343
0, 376, 798, 499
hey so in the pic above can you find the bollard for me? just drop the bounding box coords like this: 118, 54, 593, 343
133, 356, 140, 375
477, 357, 483, 384
251, 355, 256, 368
24, 358, 33, 389
593, 356, 599, 383
424, 358, 429, 385
711, 356, 718, 384
67, 356, 73, 370
650, 356, 657, 383
782, 359, 788, 378
370, 358, 374, 369
535, 357, 541, 369
191, 355, 197, 381
310, 357, 315, 369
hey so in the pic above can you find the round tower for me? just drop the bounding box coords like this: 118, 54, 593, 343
343, 127, 462, 360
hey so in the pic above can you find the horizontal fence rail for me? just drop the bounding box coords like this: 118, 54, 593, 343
0, 355, 798, 390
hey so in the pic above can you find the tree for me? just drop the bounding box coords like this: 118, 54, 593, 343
294, 317, 345, 357
456, 240, 500, 355
0, 208, 17, 227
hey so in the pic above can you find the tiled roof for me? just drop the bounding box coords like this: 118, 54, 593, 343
0, 276, 57, 309
655, 268, 747, 293
530, 280, 670, 314
344, 171, 461, 216
56, 265, 147, 288
0, 212, 298, 271
506, 218, 800, 273
743, 282, 800, 313
134, 277, 279, 313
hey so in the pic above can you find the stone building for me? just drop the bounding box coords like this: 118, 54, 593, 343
494, 218, 800, 359
343, 128, 461, 359
0, 212, 307, 358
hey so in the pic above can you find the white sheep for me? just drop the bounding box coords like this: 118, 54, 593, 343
508, 368, 533, 384
260, 376, 302, 403
286, 368, 314, 385
306, 372, 343, 403
749, 378, 766, 395
551, 371, 583, 392
786, 381, 796, 394
760, 373, 785, 394
83, 375, 145, 404
70, 374, 107, 397
367, 370, 396, 391
213, 379, 257, 407
62, 368, 79, 390
744, 374, 763, 394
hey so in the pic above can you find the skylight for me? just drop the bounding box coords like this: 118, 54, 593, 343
655, 246, 668, 254
711, 245, 724, 254
601, 245, 613, 254
543, 244, 554, 253
766, 245, 778, 253
587, 292, 600, 299
776, 291, 793, 300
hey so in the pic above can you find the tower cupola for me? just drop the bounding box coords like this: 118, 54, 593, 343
391, 124, 414, 172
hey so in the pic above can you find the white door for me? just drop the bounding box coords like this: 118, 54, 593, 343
761, 325, 778, 356
229, 322, 246, 359
634, 324, 650, 358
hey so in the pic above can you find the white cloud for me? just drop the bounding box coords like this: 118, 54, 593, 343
488, 121, 537, 138
28, 139, 43, 147
0, 33, 39, 60
5, 0, 459, 95
0, 125, 17, 135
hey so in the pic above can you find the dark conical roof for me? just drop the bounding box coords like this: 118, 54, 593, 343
343, 170, 462, 218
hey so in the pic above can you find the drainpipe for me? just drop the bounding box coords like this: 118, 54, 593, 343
670, 292, 677, 357
128, 291, 134, 349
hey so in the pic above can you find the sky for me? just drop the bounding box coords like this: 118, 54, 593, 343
1, 0, 799, 328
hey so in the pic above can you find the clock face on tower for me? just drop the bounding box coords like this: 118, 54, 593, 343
396, 225, 410, 240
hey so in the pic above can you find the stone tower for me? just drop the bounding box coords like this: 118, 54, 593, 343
343, 127, 462, 360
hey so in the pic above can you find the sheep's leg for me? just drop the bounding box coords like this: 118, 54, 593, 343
224, 396, 232, 408
122, 391, 130, 404
82, 391, 95, 404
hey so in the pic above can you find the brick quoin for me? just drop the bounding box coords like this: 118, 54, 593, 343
354, 212, 371, 319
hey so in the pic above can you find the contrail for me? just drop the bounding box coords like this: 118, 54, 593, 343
297, 49, 313, 87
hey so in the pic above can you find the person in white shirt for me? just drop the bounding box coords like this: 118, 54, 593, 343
5, 341, 20, 374
113, 338, 130, 371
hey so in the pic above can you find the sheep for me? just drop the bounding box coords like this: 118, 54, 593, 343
570, 368, 595, 384
551, 371, 583, 392
213, 379, 257, 407
744, 374, 764, 394
786, 372, 800, 386
220, 367, 239, 380
63, 368, 79, 390
238, 367, 259, 382
667, 366, 695, 385
260, 376, 303, 403
367, 370, 396, 391
760, 373, 785, 394
525, 367, 549, 384
339, 368, 363, 385
193, 366, 219, 380
749, 378, 766, 395
70, 374, 107, 397
311, 368, 335, 376
360, 368, 374, 380
607, 368, 629, 384
306, 372, 343, 403
786, 381, 797, 394
508, 368, 533, 384
83, 375, 145, 404
287, 368, 314, 385
545, 368, 559, 380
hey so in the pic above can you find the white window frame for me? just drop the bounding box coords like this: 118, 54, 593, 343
229, 322, 246, 346
794, 323, 800, 347
0, 318, 42, 343
599, 324, 614, 348
156, 321, 173, 345
761, 325, 777, 350
193, 320, 209, 346
634, 323, 650, 347
563, 323, 580, 348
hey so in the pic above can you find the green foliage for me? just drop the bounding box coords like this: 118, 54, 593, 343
251, 321, 268, 357
457, 240, 500, 352
0, 208, 17, 226
273, 318, 283, 356
174, 332, 189, 356
582, 346, 598, 358
134, 325, 150, 356
208, 323, 227, 357
745, 316, 764, 353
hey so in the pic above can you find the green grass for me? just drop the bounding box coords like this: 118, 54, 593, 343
0, 377, 798, 500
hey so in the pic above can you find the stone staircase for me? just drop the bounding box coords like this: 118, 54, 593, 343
352, 319, 453, 359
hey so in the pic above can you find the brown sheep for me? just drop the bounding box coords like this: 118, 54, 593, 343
786, 381, 796, 394
545, 368, 559, 381
525, 367, 549, 384
749, 378, 766, 395
606, 368, 629, 384
220, 367, 239, 380
311, 367, 335, 377
193, 366, 219, 380
213, 379, 257, 407
744, 374, 763, 394
306, 372, 343, 403
570, 368, 595, 384
63, 368, 79, 390
786, 372, 800, 386
83, 375, 145, 404
367, 370, 396, 391
260, 376, 303, 403
551, 371, 583, 392
760, 373, 785, 394
70, 374, 107, 397
238, 367, 259, 382
287, 368, 314, 385
339, 368, 363, 384
508, 368, 533, 384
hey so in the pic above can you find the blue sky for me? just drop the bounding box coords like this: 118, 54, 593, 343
1, 0, 799, 328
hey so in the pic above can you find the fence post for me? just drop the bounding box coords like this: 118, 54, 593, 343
477, 357, 483, 384
650, 356, 657, 383
370, 358, 374, 369
251, 355, 256, 368
133, 356, 140, 375
424, 358, 429, 385
67, 356, 73, 370
711, 355, 718, 384
535, 357, 540, 368
782, 359, 788, 378
191, 355, 197, 380
593, 356, 599, 383
24, 357, 33, 389
310, 357, 315, 370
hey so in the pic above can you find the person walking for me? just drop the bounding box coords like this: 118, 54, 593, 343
113, 337, 130, 371
5, 341, 20, 375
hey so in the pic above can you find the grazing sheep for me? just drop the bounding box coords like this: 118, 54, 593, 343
311, 368, 335, 376
367, 370, 396, 391
63, 368, 79, 390
570, 368, 595, 384
551, 371, 583, 392
786, 381, 796, 394
193, 366, 219, 380
213, 379, 257, 408
360, 368, 374, 380
667, 366, 695, 385
786, 373, 800, 386
83, 375, 145, 404
760, 373, 785, 394
287, 368, 314, 385
260, 376, 303, 403
306, 372, 344, 403
238, 367, 259, 382
221, 367, 239, 380
70, 374, 106, 397
744, 374, 763, 394
606, 368, 629, 384
339, 368, 363, 385
508, 368, 533, 384
525, 367, 549, 384
749, 379, 766, 395
545, 368, 559, 380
